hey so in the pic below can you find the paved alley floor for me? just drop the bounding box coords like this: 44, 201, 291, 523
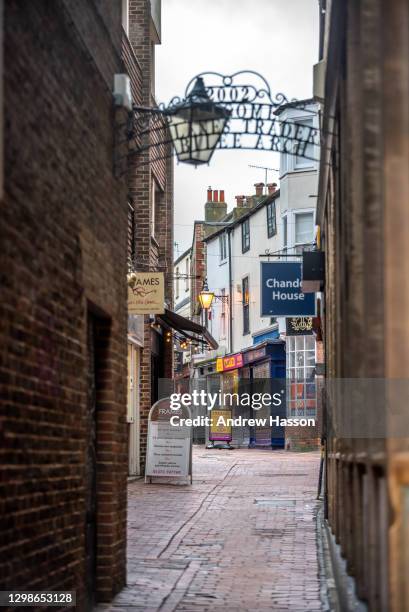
97, 448, 324, 612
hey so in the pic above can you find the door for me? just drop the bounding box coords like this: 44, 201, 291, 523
253, 361, 273, 447
127, 343, 140, 475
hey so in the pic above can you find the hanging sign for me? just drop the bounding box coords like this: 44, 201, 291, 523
286, 316, 314, 336
145, 397, 192, 484
128, 272, 165, 315
216, 353, 243, 372
260, 262, 315, 317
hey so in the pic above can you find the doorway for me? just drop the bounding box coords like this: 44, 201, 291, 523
127, 342, 141, 476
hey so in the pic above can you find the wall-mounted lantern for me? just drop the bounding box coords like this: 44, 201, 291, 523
198, 278, 215, 310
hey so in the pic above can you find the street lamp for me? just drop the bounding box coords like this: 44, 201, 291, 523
198, 278, 215, 310
165, 77, 231, 166
198, 278, 230, 310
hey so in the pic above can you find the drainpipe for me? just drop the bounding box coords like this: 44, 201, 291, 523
227, 228, 233, 353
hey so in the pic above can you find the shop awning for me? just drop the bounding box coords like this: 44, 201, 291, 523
157, 309, 218, 350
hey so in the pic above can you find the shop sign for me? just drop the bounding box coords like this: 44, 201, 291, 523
286, 316, 313, 336
216, 353, 243, 372
260, 262, 315, 317
243, 346, 267, 364
128, 272, 165, 315
210, 409, 233, 442
145, 397, 192, 483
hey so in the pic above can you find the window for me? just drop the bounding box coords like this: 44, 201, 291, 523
294, 119, 314, 168
185, 258, 189, 291
242, 277, 250, 335
286, 335, 316, 417
295, 212, 314, 246
267, 201, 277, 238
151, 42, 155, 97
283, 216, 288, 249
219, 233, 227, 262
175, 267, 179, 299
151, 178, 162, 240
220, 288, 226, 338
241, 219, 250, 253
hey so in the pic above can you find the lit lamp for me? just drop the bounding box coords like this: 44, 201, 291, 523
198, 278, 215, 310
166, 77, 231, 166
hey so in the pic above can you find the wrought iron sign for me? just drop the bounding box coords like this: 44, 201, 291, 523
118, 70, 321, 169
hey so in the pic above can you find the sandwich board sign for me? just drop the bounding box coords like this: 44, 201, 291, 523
145, 397, 192, 484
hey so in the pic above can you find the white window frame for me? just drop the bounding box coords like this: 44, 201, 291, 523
185, 258, 189, 291
242, 275, 250, 335
175, 267, 179, 300
292, 116, 315, 171
219, 233, 227, 263
220, 288, 226, 339
241, 219, 250, 253
294, 210, 315, 247
282, 214, 288, 250
286, 335, 316, 417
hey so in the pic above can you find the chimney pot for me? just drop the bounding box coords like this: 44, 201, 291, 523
235, 195, 246, 207
207, 187, 212, 202
220, 190, 225, 203
254, 182, 265, 197
213, 190, 219, 202
267, 182, 277, 194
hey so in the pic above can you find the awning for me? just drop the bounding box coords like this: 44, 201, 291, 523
157, 309, 218, 350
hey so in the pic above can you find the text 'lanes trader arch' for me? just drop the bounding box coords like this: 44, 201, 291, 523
114, 70, 326, 173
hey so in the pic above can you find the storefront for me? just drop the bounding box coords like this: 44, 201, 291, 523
285, 319, 319, 449
242, 340, 286, 449
213, 352, 250, 448
192, 353, 221, 444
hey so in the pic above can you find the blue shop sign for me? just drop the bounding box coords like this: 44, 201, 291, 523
260, 262, 316, 317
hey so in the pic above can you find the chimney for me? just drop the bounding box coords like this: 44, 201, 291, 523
205, 187, 227, 222
235, 195, 246, 207
254, 182, 265, 197
267, 182, 278, 195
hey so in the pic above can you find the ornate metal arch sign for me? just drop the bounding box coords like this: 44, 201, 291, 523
123, 71, 321, 167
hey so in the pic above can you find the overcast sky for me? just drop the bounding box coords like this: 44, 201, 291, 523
156, 0, 319, 257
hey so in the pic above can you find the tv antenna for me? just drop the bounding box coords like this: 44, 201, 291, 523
248, 164, 279, 193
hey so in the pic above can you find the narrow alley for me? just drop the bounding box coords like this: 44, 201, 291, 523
97, 449, 324, 611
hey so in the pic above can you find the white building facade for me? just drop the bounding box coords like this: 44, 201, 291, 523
173, 247, 191, 319
204, 101, 320, 353
205, 189, 281, 354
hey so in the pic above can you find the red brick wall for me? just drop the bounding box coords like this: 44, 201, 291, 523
0, 1, 128, 607
191, 223, 206, 321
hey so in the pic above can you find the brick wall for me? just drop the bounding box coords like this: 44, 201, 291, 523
124, 0, 174, 472
0, 1, 128, 607
190, 222, 206, 321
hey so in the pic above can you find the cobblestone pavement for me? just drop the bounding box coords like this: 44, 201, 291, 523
97, 448, 323, 612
